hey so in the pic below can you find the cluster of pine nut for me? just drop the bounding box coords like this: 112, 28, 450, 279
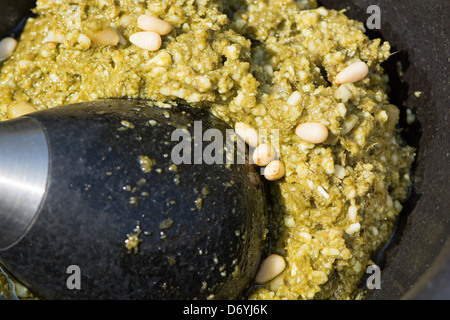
234, 122, 286, 181
234, 61, 369, 182
129, 15, 173, 51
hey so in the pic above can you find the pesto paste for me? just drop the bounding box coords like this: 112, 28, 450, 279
0, 0, 415, 300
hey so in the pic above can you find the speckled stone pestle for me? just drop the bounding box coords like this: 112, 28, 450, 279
0, 99, 269, 299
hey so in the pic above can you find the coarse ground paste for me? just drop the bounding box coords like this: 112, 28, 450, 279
0, 0, 415, 300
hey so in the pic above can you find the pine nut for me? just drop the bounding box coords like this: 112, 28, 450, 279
252, 143, 276, 166
138, 15, 173, 35
234, 122, 260, 148
7, 102, 36, 118
295, 122, 328, 144
268, 274, 285, 291
334, 164, 346, 180
286, 90, 302, 106
345, 222, 361, 236
335, 61, 369, 84
0, 37, 17, 61
129, 32, 162, 52
14, 281, 29, 298
255, 254, 286, 284
78, 33, 92, 49
46, 31, 65, 43
92, 27, 120, 46
264, 160, 285, 181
